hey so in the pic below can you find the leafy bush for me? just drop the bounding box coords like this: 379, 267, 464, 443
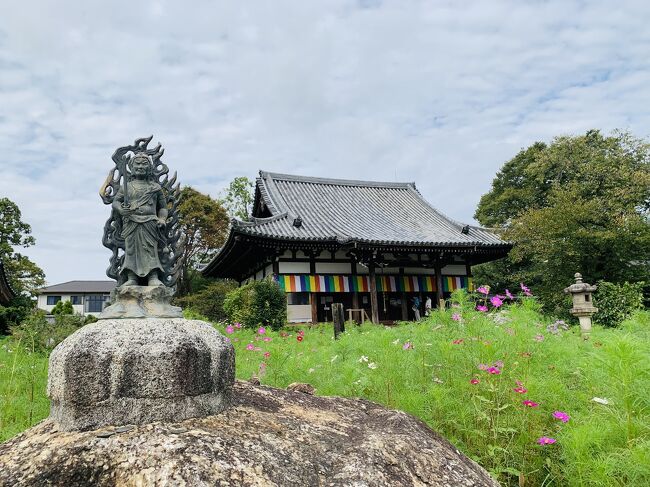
9, 311, 85, 353
51, 300, 73, 315
223, 278, 286, 330
0, 295, 33, 335
594, 280, 645, 327
174, 280, 237, 322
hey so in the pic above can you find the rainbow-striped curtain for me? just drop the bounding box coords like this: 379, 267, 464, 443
276, 274, 473, 293
442, 276, 474, 292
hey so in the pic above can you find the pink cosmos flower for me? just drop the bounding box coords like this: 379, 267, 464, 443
246, 343, 255, 351
493, 360, 504, 368
553, 411, 570, 423
515, 380, 524, 386
234, 322, 242, 329
487, 367, 501, 375
262, 337, 272, 342
505, 289, 514, 300
477, 363, 489, 371
523, 400, 539, 408
477, 286, 490, 295
490, 296, 503, 308
520, 283, 532, 296
225, 325, 234, 334
263, 351, 271, 359
476, 305, 488, 312
402, 342, 414, 350
470, 378, 480, 385
513, 386, 527, 394
297, 335, 304, 342
537, 437, 556, 445
451, 313, 462, 322
452, 339, 464, 345
257, 326, 266, 335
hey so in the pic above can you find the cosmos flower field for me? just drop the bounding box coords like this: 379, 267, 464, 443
1, 295, 649, 486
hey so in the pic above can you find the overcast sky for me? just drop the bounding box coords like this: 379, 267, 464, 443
1, 0, 649, 285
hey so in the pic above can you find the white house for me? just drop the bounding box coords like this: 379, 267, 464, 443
37, 281, 116, 317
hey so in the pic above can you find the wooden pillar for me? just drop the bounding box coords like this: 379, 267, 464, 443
351, 256, 359, 320
310, 293, 318, 324
369, 262, 380, 324
332, 302, 345, 339
399, 267, 408, 321
435, 260, 444, 307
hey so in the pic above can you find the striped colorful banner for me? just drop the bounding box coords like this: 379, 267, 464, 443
442, 276, 474, 292
276, 275, 473, 293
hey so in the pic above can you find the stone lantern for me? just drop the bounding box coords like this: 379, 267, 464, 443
564, 273, 598, 338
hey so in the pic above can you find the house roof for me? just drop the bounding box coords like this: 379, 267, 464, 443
204, 171, 511, 279
0, 260, 16, 305
238, 171, 505, 246
38, 281, 116, 294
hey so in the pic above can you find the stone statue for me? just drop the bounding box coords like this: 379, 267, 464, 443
99, 136, 184, 318
32, 136, 234, 433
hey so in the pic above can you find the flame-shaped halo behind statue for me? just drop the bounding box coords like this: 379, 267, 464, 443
100, 136, 184, 288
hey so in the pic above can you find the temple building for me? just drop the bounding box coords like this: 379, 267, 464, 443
203, 171, 511, 323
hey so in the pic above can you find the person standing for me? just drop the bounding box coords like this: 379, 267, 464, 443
425, 296, 432, 316
411, 296, 421, 321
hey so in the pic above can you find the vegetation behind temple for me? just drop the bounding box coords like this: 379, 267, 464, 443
474, 129, 650, 315
3, 295, 649, 486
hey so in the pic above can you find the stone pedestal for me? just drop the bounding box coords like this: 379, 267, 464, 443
100, 285, 182, 319
47, 318, 234, 431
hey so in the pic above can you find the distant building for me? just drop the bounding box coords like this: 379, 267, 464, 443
0, 260, 16, 306
37, 281, 116, 316
203, 171, 511, 323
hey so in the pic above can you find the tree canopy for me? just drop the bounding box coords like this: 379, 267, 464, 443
474, 130, 650, 313
0, 198, 45, 294
222, 176, 254, 221
177, 187, 230, 294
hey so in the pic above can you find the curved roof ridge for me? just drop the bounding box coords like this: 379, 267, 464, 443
259, 170, 416, 189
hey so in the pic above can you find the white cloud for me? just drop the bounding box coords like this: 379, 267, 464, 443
1, 0, 649, 283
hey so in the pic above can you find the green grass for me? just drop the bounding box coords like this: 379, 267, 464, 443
0, 336, 49, 442
2, 302, 650, 486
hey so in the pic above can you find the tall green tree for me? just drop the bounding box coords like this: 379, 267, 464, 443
0, 198, 45, 294
177, 187, 230, 295
222, 176, 254, 221
474, 130, 650, 313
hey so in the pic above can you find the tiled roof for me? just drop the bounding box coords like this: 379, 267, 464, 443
234, 171, 506, 247
38, 281, 116, 294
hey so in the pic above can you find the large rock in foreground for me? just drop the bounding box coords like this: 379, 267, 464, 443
0, 381, 498, 487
